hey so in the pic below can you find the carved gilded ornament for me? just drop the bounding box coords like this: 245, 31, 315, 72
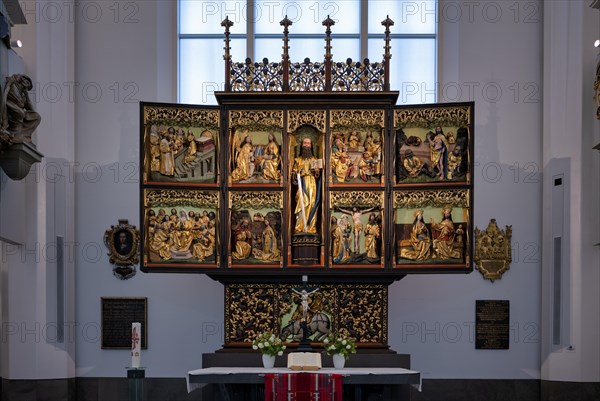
229, 110, 284, 129
337, 287, 386, 343
145, 189, 219, 208
394, 189, 470, 209
474, 219, 512, 282
144, 106, 220, 128
394, 106, 471, 128
287, 110, 327, 133
230, 191, 283, 209
224, 284, 387, 345
330, 191, 384, 209
225, 285, 277, 343
331, 109, 385, 128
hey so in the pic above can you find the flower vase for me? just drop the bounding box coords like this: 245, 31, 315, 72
332, 353, 345, 369
262, 354, 276, 368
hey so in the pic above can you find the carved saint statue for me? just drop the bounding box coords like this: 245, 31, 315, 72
291, 137, 322, 234
1, 74, 41, 149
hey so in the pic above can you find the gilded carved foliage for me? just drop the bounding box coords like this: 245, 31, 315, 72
330, 191, 383, 209
225, 285, 277, 343
288, 110, 327, 133
337, 286, 387, 343
145, 189, 219, 208
331, 109, 385, 129
229, 110, 284, 130
230, 191, 283, 210
144, 106, 220, 128
224, 284, 387, 345
394, 189, 470, 209
394, 106, 471, 128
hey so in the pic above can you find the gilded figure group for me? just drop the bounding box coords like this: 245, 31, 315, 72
146, 208, 216, 263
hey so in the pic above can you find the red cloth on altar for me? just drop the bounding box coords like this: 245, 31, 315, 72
264, 373, 342, 401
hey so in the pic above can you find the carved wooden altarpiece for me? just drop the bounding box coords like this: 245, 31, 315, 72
139, 16, 474, 350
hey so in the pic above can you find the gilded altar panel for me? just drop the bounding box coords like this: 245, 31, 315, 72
394, 105, 472, 186
394, 189, 470, 269
229, 191, 283, 267
329, 191, 384, 267
229, 110, 284, 186
142, 104, 219, 185
330, 109, 385, 185
143, 189, 219, 268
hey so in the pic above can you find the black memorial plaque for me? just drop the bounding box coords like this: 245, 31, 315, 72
101, 297, 147, 349
475, 300, 509, 350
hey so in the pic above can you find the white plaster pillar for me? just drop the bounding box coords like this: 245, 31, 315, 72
541, 0, 600, 382
5, 0, 77, 380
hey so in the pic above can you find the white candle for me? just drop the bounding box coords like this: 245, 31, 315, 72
131, 322, 141, 368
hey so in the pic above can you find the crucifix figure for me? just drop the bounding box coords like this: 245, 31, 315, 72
291, 281, 319, 351
292, 287, 319, 322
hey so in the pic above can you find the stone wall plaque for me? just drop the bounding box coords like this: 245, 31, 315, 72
475, 300, 509, 350
101, 297, 147, 349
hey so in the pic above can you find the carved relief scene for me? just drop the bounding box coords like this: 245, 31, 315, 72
144, 189, 218, 266
330, 191, 384, 266
395, 189, 470, 267
143, 105, 219, 184
279, 287, 334, 342
229, 192, 283, 266
395, 106, 471, 185
330, 110, 385, 185
229, 110, 284, 185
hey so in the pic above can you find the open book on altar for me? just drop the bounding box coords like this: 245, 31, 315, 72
287, 352, 322, 371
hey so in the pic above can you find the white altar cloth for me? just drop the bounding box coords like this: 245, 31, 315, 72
187, 366, 421, 393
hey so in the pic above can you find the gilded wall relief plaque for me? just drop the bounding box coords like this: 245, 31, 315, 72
394, 105, 472, 185
142, 104, 219, 185
474, 219, 512, 282
229, 191, 283, 266
394, 189, 470, 268
143, 189, 219, 267
329, 191, 384, 266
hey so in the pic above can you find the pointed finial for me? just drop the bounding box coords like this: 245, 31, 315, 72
381, 15, 394, 30
322, 15, 335, 30
221, 16, 234, 30
280, 15, 293, 31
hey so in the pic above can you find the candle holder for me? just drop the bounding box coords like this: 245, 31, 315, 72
126, 367, 145, 401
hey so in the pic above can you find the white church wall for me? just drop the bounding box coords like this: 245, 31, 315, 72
389, 0, 543, 379
73, 0, 224, 378
1, 0, 77, 380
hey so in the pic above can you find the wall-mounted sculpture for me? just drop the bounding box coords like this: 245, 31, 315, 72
474, 219, 512, 282
0, 74, 43, 180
